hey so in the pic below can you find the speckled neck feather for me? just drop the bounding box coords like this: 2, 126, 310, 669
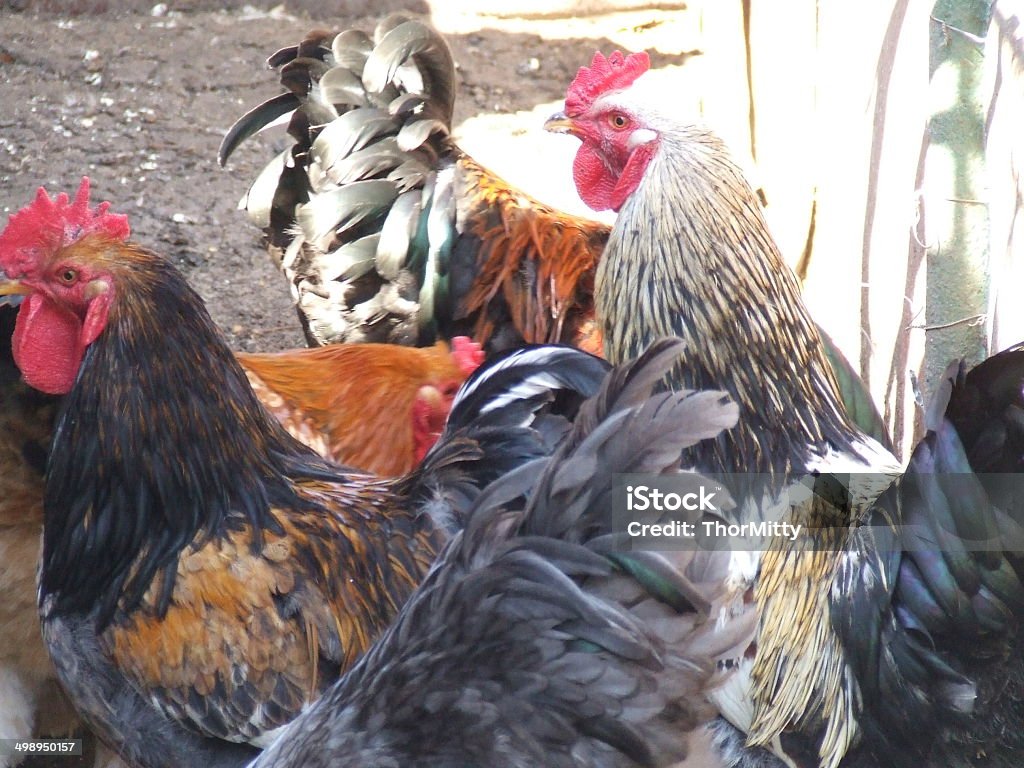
597, 127, 856, 476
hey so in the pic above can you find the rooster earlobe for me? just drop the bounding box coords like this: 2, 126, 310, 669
81, 281, 112, 347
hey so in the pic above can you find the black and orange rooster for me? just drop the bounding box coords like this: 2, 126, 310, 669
219, 16, 892, 452
0, 179, 609, 768
0, 307, 479, 767
250, 339, 754, 768
219, 16, 609, 355
546, 49, 1024, 768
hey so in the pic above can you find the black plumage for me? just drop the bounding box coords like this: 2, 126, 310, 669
833, 347, 1024, 768
252, 339, 753, 768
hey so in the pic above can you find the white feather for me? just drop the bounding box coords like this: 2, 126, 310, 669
451, 347, 583, 412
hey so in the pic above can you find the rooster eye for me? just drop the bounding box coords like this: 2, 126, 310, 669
609, 113, 630, 130
59, 268, 78, 285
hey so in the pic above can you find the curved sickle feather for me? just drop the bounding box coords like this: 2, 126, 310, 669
219, 92, 300, 167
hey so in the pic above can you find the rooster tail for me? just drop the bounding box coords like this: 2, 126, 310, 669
510, 338, 754, 662
254, 339, 749, 767
220, 17, 461, 347
439, 339, 750, 648
818, 324, 893, 453
444, 343, 611, 434
457, 337, 753, 761
405, 344, 611, 534
223, 17, 609, 353
833, 344, 1024, 763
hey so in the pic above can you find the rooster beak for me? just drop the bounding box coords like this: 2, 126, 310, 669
0, 272, 30, 305
544, 111, 579, 137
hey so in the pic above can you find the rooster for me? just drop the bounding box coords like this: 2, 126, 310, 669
0, 179, 609, 768
219, 16, 893, 453
0, 309, 477, 768
239, 336, 483, 475
218, 16, 607, 355
248, 339, 753, 768
546, 50, 1024, 768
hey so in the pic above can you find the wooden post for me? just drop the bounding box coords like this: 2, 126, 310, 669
923, 0, 993, 394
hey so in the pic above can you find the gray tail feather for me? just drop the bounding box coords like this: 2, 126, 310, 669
251, 337, 754, 768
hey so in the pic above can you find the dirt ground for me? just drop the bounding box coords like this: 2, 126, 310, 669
0, 2, 691, 765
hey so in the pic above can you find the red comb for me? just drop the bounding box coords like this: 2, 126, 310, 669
565, 50, 650, 117
0, 177, 130, 275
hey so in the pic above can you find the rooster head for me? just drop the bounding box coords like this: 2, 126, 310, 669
545, 50, 659, 213
0, 178, 130, 394
411, 382, 461, 464
411, 337, 484, 462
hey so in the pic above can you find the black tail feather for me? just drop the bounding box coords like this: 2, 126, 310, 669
833, 344, 1024, 766
407, 344, 610, 535
250, 338, 744, 768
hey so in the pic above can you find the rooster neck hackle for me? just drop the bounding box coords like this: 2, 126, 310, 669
41, 245, 342, 628
597, 128, 856, 476
455, 154, 605, 348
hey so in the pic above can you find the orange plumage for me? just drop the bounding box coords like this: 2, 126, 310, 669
239, 338, 482, 475
456, 155, 606, 354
